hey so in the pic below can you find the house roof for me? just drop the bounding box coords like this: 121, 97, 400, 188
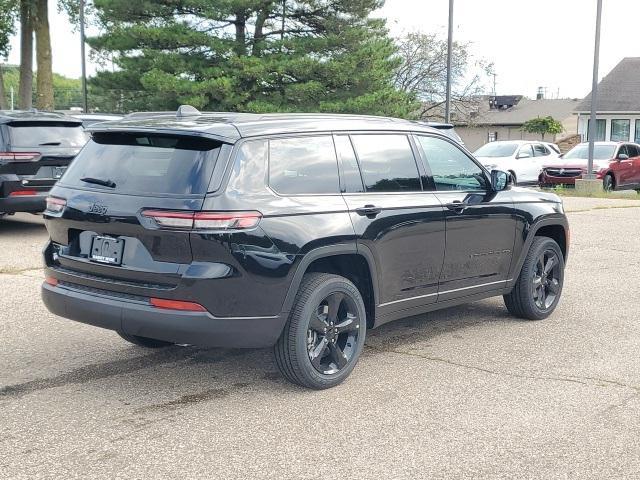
575, 57, 640, 112
457, 98, 579, 126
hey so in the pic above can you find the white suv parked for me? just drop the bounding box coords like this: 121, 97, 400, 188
474, 140, 559, 185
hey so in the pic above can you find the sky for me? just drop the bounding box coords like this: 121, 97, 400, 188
6, 0, 639, 99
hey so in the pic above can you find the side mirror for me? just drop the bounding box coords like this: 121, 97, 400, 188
618, 153, 629, 161
491, 170, 509, 191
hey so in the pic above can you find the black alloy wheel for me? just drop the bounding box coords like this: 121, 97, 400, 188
275, 273, 367, 389
531, 249, 561, 310
306, 292, 361, 375
503, 236, 565, 320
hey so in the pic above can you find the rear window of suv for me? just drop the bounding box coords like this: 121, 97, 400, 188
60, 132, 222, 195
8, 121, 87, 148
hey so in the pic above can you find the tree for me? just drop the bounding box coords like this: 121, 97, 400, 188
521, 116, 564, 141
0, 0, 17, 109
393, 32, 493, 121
33, 0, 53, 110
87, 0, 417, 115
18, 0, 33, 109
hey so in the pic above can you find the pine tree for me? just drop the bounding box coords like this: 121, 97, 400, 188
88, 0, 416, 116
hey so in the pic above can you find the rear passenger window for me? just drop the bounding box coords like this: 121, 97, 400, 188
626, 144, 639, 157
350, 134, 421, 192
269, 136, 339, 195
533, 144, 550, 156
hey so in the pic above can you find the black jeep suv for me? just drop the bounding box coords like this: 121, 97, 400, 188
41, 107, 569, 389
0, 111, 86, 215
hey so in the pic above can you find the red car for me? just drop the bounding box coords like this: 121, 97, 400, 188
539, 142, 640, 191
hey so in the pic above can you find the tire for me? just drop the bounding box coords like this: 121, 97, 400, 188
603, 174, 615, 192
274, 273, 367, 389
117, 331, 174, 348
503, 236, 565, 320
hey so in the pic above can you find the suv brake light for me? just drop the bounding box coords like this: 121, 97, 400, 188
142, 210, 262, 231
46, 196, 67, 213
0, 152, 42, 162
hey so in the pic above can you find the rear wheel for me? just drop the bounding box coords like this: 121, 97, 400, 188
603, 174, 615, 191
274, 273, 367, 389
504, 236, 564, 320
117, 331, 173, 348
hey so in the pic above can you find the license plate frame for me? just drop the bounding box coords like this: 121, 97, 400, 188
90, 236, 124, 265
53, 166, 67, 179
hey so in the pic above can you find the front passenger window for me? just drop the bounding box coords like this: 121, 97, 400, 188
416, 136, 487, 191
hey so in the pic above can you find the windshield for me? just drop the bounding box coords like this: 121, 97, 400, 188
8, 122, 87, 148
564, 144, 616, 160
60, 132, 222, 195
474, 143, 518, 157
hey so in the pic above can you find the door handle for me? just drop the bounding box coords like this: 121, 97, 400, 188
355, 204, 382, 218
445, 200, 467, 213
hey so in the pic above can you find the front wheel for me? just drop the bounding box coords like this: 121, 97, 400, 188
274, 273, 367, 389
603, 174, 615, 191
504, 237, 565, 320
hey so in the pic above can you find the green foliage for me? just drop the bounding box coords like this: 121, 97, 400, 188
0, 0, 18, 58
521, 116, 564, 140
1, 64, 83, 109
87, 0, 418, 115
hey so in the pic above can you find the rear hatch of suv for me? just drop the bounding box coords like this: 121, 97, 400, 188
44, 130, 231, 300
1, 119, 86, 196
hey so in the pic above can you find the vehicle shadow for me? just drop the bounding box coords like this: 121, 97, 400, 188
0, 214, 46, 233
0, 300, 514, 401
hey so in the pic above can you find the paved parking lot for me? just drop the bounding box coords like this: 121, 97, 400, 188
1, 197, 640, 479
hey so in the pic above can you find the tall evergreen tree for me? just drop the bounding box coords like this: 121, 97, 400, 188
88, 0, 416, 115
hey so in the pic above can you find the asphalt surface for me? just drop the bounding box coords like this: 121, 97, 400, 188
1, 198, 640, 479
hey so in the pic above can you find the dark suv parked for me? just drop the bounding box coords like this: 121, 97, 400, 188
0, 111, 86, 215
41, 107, 569, 389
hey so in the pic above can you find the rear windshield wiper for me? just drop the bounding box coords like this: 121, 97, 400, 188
39, 141, 62, 146
80, 177, 116, 188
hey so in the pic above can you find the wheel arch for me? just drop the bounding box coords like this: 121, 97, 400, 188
508, 215, 569, 289
280, 244, 379, 329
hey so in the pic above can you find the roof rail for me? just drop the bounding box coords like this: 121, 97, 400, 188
176, 105, 201, 118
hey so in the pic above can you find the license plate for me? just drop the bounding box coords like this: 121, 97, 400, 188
53, 166, 67, 179
90, 236, 124, 265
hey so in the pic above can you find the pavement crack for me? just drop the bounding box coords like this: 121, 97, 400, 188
366, 344, 640, 392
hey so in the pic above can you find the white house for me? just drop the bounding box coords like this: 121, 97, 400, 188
575, 57, 640, 142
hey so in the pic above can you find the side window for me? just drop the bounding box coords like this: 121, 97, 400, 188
416, 135, 487, 191
517, 144, 534, 158
626, 144, 638, 157
533, 144, 549, 156
618, 145, 629, 158
333, 135, 364, 193
350, 134, 421, 192
269, 136, 339, 195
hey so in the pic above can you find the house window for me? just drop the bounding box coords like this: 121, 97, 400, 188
487, 131, 498, 142
587, 119, 606, 141
610, 119, 630, 142
635, 120, 640, 143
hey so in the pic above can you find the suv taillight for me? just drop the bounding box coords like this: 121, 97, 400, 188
0, 152, 41, 162
141, 210, 262, 231
46, 196, 67, 213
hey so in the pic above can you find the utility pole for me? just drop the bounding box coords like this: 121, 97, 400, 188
586, 0, 602, 180
445, 0, 454, 123
79, 0, 88, 113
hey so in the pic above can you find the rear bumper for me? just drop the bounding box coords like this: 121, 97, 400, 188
0, 193, 47, 213
41, 281, 287, 348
